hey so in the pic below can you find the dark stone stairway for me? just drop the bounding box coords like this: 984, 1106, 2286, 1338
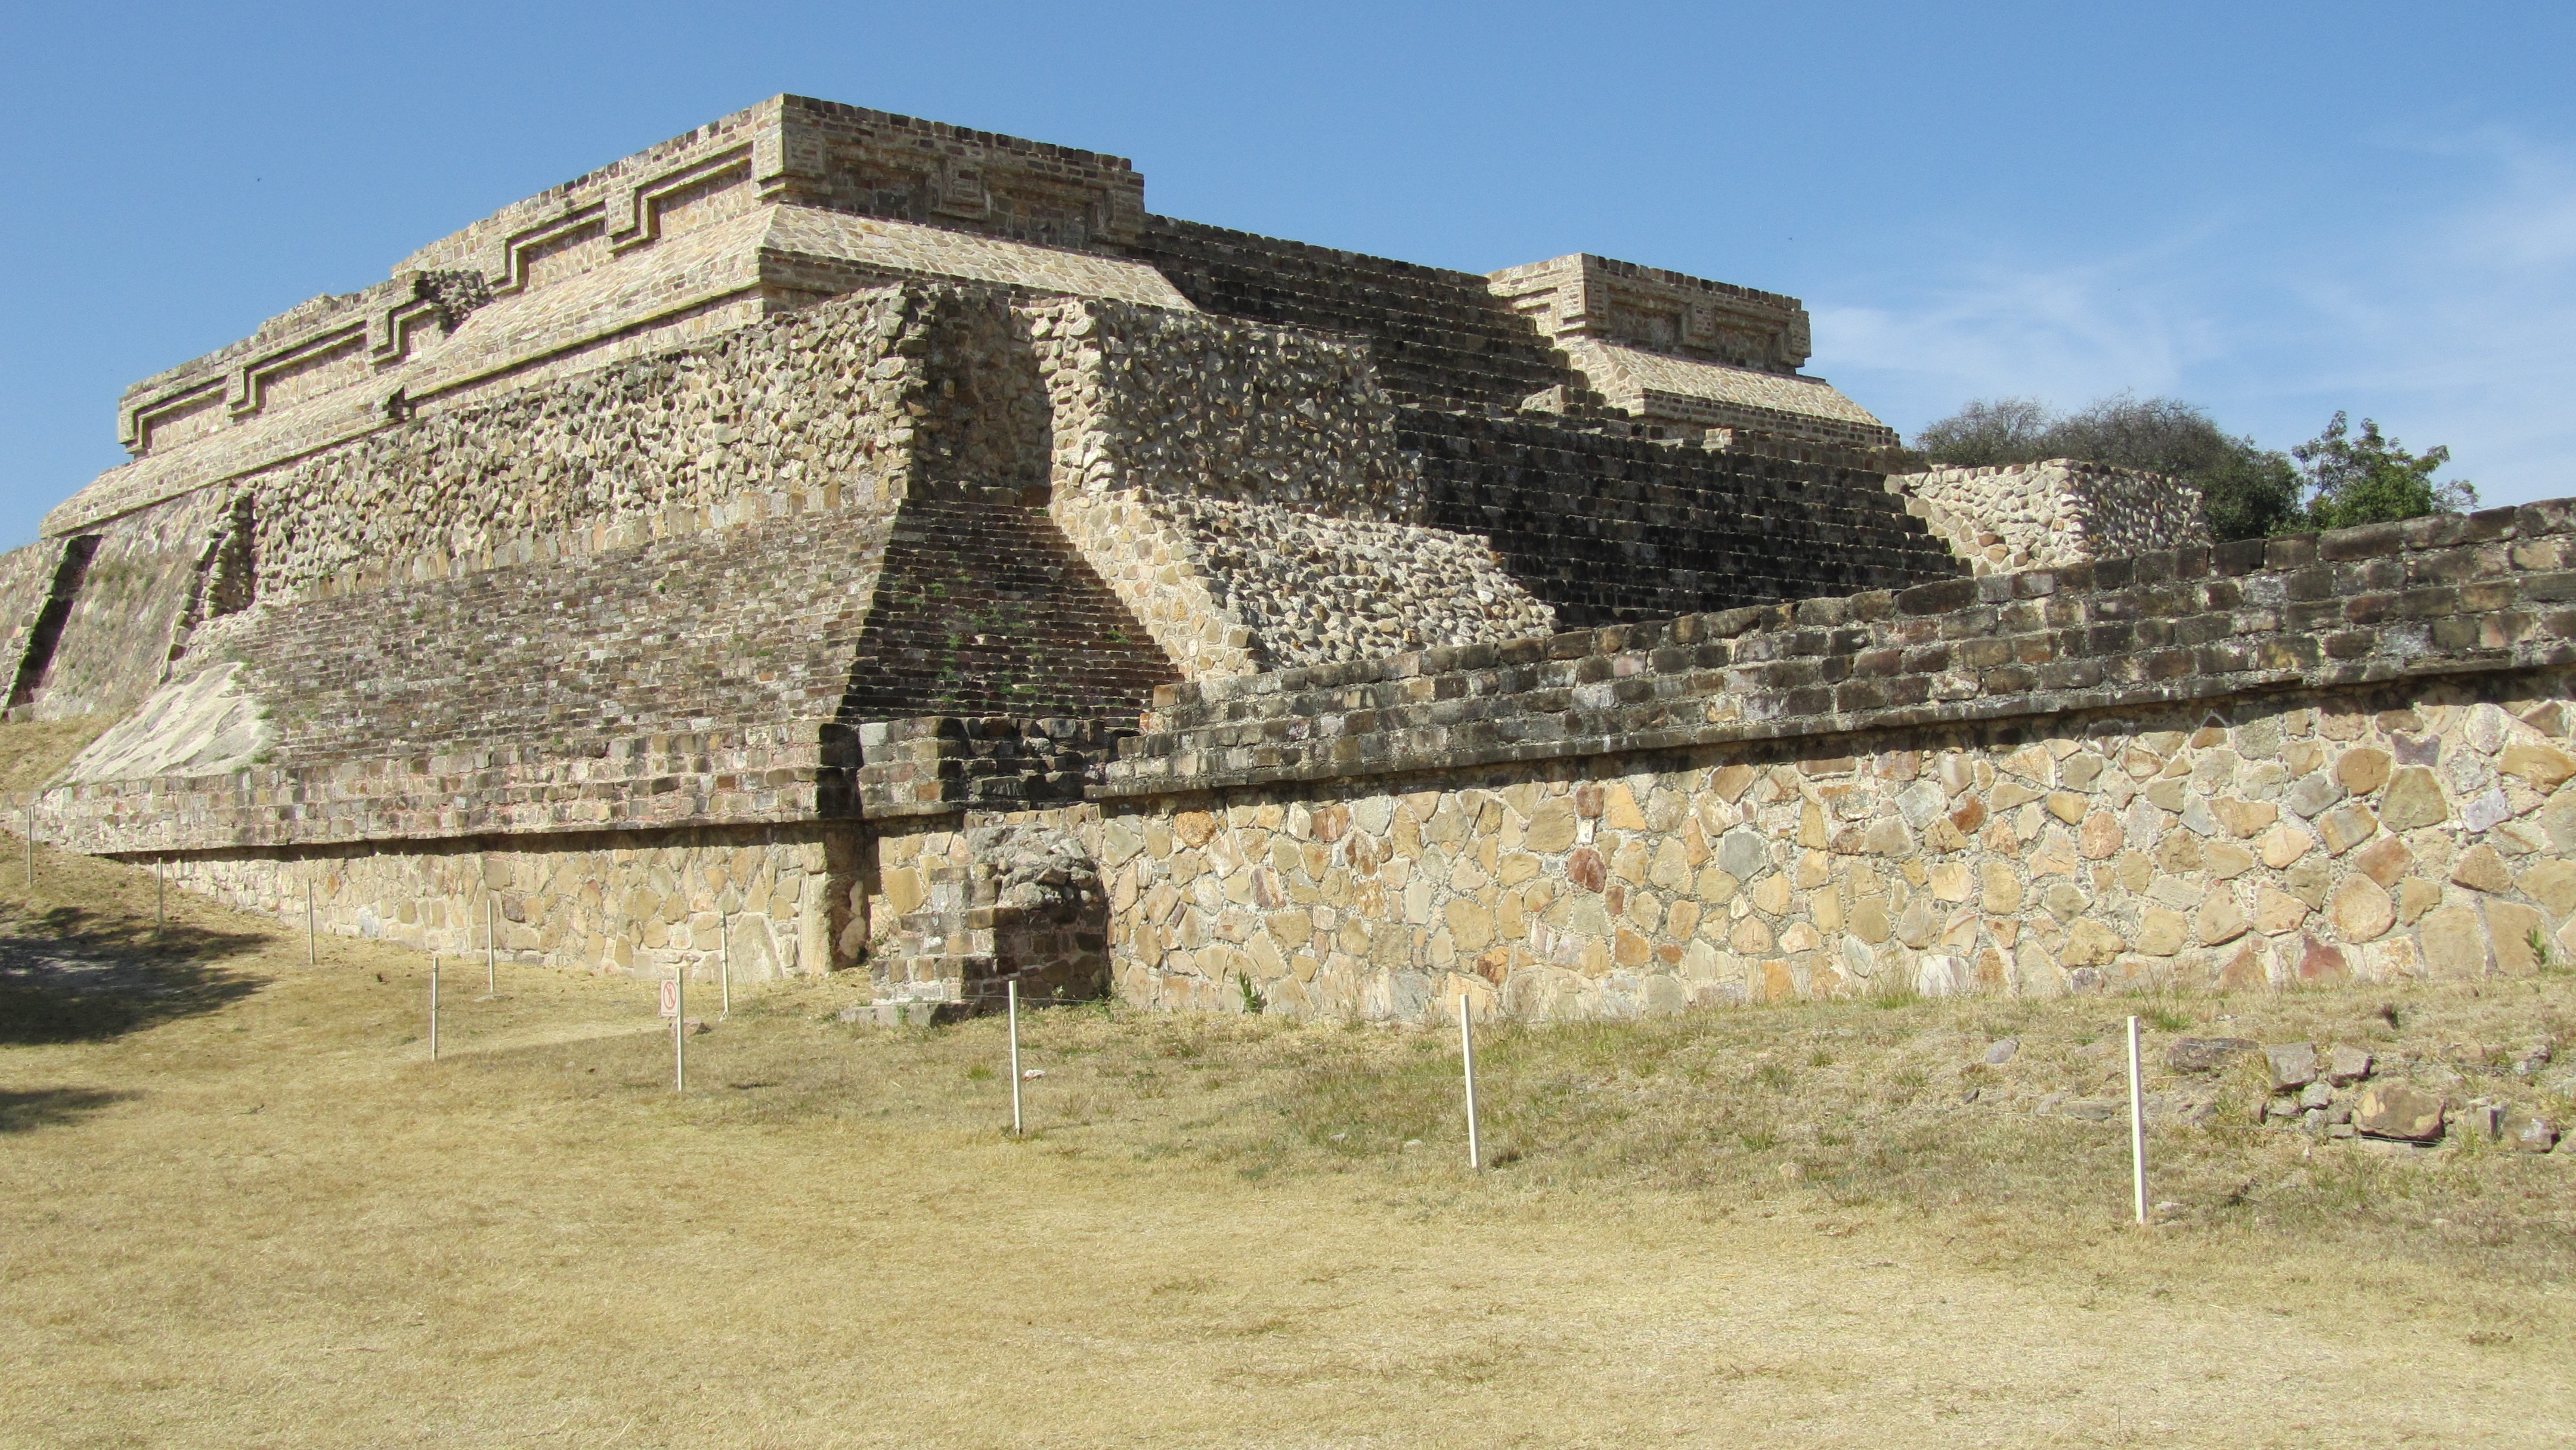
839, 485, 1181, 721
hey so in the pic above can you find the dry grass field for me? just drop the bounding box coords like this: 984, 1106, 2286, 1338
6, 828, 2576, 1446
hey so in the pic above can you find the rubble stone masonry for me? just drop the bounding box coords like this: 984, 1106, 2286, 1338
1081, 506, 2576, 1018
1892, 459, 2213, 577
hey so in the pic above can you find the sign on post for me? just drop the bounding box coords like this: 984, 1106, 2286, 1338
659, 978, 680, 1019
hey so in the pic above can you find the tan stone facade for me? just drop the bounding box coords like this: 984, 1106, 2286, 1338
168, 826, 856, 983
1078, 680, 2576, 1022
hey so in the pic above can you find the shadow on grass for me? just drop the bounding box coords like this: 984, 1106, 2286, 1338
0, 1086, 134, 1133
0, 904, 271, 1045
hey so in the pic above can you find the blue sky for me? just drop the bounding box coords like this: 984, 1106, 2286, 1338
2, 2, 2569, 547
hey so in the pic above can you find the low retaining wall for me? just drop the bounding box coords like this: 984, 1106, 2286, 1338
1088, 674, 2576, 1020
1088, 504, 2576, 1019
160, 824, 862, 983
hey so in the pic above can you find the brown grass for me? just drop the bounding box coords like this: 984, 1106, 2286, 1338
4, 825, 2574, 1445
0, 713, 112, 798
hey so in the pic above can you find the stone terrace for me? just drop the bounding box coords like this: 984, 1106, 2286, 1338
1102, 504, 2576, 795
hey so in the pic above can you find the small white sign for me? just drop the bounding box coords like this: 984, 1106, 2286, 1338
659, 980, 679, 1018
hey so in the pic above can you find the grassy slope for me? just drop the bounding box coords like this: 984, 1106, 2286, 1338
0, 713, 112, 798
2, 727, 2573, 1446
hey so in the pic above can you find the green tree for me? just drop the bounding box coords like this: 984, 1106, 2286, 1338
2192, 445, 2303, 544
1912, 396, 2053, 467
2292, 412, 2475, 531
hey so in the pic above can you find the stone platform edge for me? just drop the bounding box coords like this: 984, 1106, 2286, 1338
1094, 502, 2576, 800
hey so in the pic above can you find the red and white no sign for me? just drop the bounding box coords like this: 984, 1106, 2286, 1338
659, 980, 679, 1019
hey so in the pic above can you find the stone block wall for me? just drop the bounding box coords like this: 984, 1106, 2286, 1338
0, 541, 63, 687
1164, 496, 1557, 670
855, 715, 1127, 818
46, 720, 847, 854
1086, 504, 2576, 1020
1036, 296, 1411, 519
16, 490, 230, 721
1088, 678, 2576, 1021
1891, 460, 2212, 576
163, 824, 857, 981
755, 95, 1148, 253
1485, 253, 1812, 376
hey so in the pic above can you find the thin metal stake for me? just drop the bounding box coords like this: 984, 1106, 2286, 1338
24, 801, 32, 888
1008, 980, 1023, 1136
429, 955, 441, 1061
306, 882, 316, 967
484, 894, 496, 994
1459, 996, 1481, 1171
2126, 1015, 2148, 1226
156, 859, 165, 931
719, 911, 732, 1018
674, 965, 686, 1094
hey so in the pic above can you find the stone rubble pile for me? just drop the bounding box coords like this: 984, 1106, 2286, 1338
2161, 1032, 2568, 1149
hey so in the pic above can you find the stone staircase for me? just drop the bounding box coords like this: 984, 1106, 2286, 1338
852, 714, 1131, 818
1402, 410, 1968, 626
840, 484, 1180, 720
1131, 217, 1595, 416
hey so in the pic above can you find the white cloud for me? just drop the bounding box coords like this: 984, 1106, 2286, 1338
1808, 133, 2576, 505
1809, 223, 2239, 438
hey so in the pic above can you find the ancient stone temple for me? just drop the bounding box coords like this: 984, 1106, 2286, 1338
14, 95, 2576, 1020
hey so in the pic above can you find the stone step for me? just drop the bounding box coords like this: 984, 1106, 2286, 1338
841, 493, 1179, 721
1131, 217, 1583, 416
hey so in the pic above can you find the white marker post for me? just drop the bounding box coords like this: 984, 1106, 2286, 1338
23, 800, 32, 888
156, 859, 165, 932
2126, 1015, 2148, 1226
673, 966, 687, 1094
1459, 996, 1482, 1171
306, 882, 317, 968
429, 955, 441, 1061
719, 912, 732, 1018
1007, 979, 1023, 1136
484, 894, 496, 995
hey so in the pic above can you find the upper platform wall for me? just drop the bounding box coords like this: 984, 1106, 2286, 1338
61, 99, 1180, 540
122, 96, 1147, 441
57, 95, 1905, 542
1487, 254, 1811, 374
